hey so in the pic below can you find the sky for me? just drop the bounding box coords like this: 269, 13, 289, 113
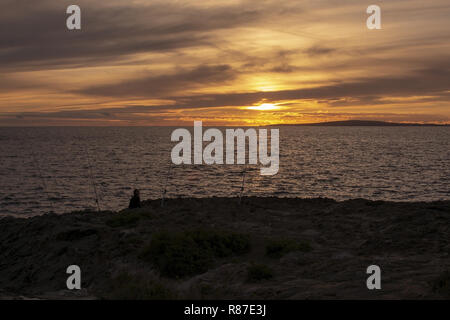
0, 0, 449, 126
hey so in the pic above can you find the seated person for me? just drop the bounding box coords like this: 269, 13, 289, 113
129, 189, 141, 209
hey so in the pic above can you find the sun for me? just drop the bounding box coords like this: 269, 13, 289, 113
247, 103, 280, 111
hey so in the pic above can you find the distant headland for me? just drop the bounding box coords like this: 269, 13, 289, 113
270, 120, 448, 127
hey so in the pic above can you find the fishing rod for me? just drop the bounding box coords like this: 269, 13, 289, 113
161, 161, 173, 208
31, 148, 55, 213
239, 163, 247, 205
85, 146, 101, 212
134, 147, 142, 191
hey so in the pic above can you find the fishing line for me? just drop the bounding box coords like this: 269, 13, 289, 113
239, 163, 247, 205
161, 160, 173, 208
85, 145, 101, 212
30, 148, 55, 213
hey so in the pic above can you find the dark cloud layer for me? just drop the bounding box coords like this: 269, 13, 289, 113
2, 107, 448, 126
0, 0, 277, 71
163, 63, 450, 108
79, 65, 236, 98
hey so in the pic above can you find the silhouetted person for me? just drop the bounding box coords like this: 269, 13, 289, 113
129, 189, 141, 209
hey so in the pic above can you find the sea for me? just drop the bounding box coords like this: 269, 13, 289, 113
0, 126, 448, 217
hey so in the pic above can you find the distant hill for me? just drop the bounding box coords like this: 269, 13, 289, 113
271, 120, 448, 127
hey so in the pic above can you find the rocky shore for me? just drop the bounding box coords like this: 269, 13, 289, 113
0, 197, 449, 299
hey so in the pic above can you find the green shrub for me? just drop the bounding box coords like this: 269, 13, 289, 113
265, 238, 311, 258
140, 229, 250, 278
187, 229, 250, 257
247, 263, 274, 282
106, 210, 151, 228
432, 271, 450, 297
105, 273, 174, 300
56, 228, 98, 241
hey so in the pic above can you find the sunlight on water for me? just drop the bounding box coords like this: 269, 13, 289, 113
0, 126, 448, 216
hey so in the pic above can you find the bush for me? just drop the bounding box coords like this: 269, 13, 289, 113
188, 229, 250, 257
105, 273, 174, 300
106, 210, 151, 228
140, 229, 250, 278
265, 238, 311, 259
432, 271, 450, 297
247, 263, 274, 282
55, 228, 98, 241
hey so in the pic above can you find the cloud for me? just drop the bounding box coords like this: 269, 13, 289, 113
1, 0, 450, 125
2, 106, 448, 126
0, 0, 282, 72
304, 46, 336, 57
79, 64, 236, 97
162, 63, 450, 108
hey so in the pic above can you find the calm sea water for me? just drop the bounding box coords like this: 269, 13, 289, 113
0, 126, 449, 217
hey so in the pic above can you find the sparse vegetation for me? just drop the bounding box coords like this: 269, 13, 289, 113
105, 273, 175, 300
139, 229, 250, 278
188, 229, 250, 257
247, 263, 274, 282
55, 228, 98, 241
106, 209, 151, 228
265, 238, 311, 259
432, 271, 450, 297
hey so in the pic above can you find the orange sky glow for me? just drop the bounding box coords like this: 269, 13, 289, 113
0, 0, 449, 126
